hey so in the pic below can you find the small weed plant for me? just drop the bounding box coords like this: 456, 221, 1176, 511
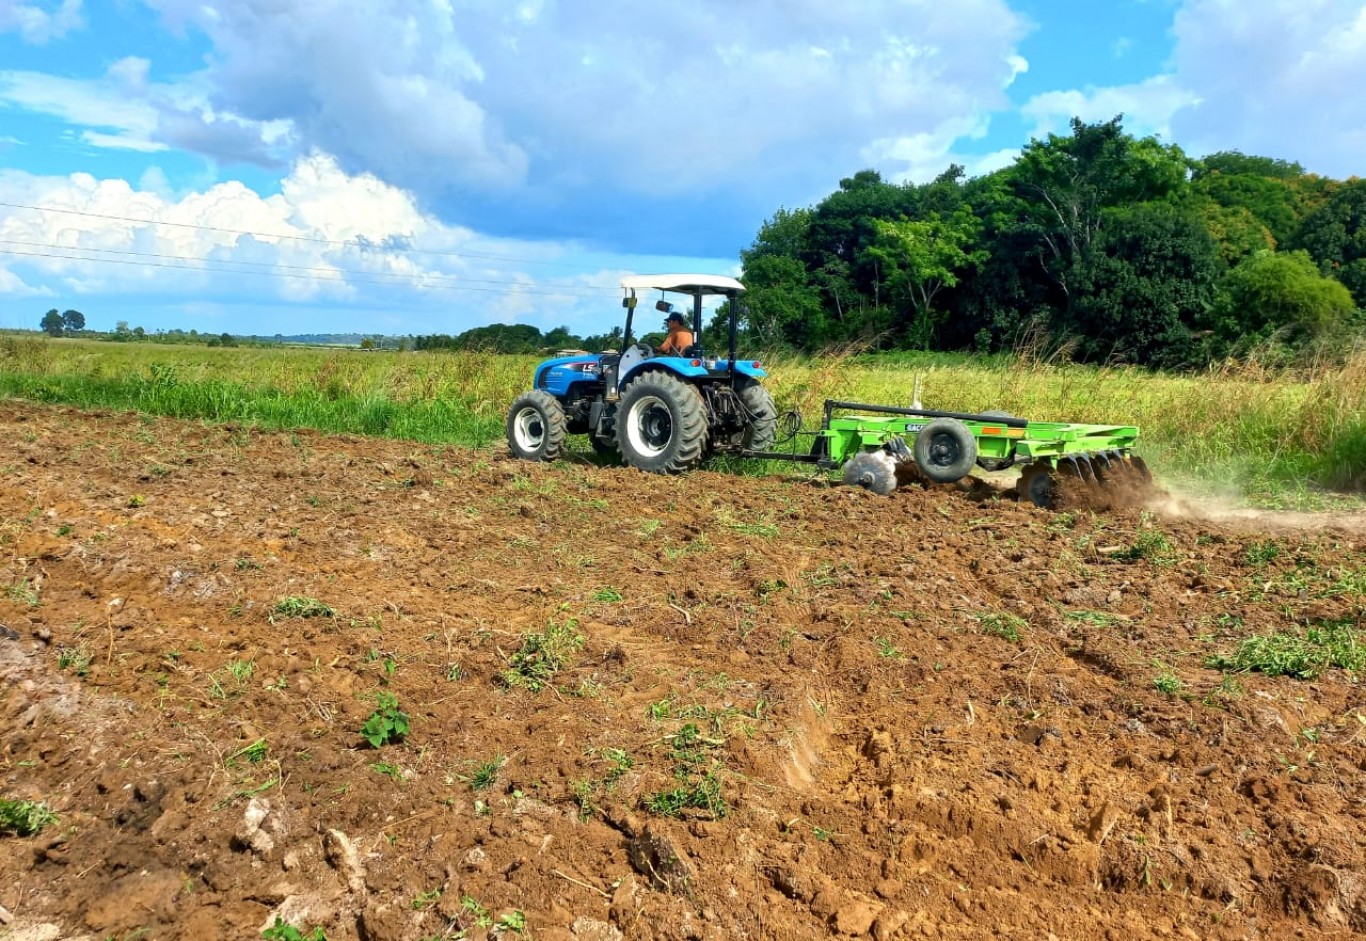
272, 596, 334, 621
360, 692, 411, 747
977, 612, 1026, 643
0, 798, 58, 836
1124, 516, 1177, 564
499, 619, 584, 691
1244, 540, 1282, 566
644, 722, 730, 819
466, 756, 504, 791
1153, 672, 1183, 695
1208, 619, 1364, 679
261, 918, 327, 941
56, 644, 93, 676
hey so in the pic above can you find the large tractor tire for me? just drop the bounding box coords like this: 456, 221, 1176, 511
913, 418, 978, 483
732, 376, 778, 451
616, 372, 709, 474
505, 390, 567, 462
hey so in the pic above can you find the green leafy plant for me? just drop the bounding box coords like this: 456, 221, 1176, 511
1244, 540, 1282, 566
261, 917, 327, 941
1123, 517, 1177, 564
1152, 672, 1183, 695
467, 756, 503, 791
272, 596, 334, 621
0, 798, 58, 836
411, 887, 441, 910
56, 644, 93, 677
225, 739, 269, 766
977, 612, 1026, 643
360, 692, 410, 747
499, 619, 584, 691
874, 636, 904, 660
1208, 619, 1364, 679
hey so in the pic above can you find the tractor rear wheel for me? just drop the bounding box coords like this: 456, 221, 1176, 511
616, 373, 708, 474
732, 377, 777, 451
506, 390, 567, 462
913, 418, 977, 483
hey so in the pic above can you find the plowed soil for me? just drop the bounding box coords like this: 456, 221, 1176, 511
2, 402, 1365, 941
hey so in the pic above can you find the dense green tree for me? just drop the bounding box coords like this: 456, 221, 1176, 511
1185, 196, 1275, 266
863, 208, 985, 348
1063, 203, 1221, 366
1007, 117, 1190, 300
1206, 250, 1357, 358
1289, 179, 1366, 307
40, 309, 63, 337
60, 309, 85, 332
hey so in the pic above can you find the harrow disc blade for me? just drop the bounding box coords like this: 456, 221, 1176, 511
1018, 461, 1056, 508
1076, 455, 1099, 486
843, 451, 898, 496
1130, 455, 1152, 481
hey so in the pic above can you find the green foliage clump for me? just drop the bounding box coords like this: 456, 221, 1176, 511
261, 918, 327, 941
1208, 620, 1364, 679
272, 596, 335, 620
0, 798, 58, 836
1206, 250, 1357, 360
499, 620, 584, 691
360, 692, 410, 748
977, 612, 1026, 643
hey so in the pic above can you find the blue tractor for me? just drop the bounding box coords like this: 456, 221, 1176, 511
505, 274, 777, 474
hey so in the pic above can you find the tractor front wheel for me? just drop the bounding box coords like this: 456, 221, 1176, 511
913, 418, 978, 483
506, 390, 567, 462
616, 373, 708, 474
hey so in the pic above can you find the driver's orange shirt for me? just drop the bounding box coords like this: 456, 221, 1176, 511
658, 326, 694, 356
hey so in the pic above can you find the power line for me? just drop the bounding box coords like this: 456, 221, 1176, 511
0, 246, 616, 299
0, 200, 616, 271
0, 237, 613, 297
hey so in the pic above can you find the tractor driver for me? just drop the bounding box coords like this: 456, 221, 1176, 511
657, 311, 694, 356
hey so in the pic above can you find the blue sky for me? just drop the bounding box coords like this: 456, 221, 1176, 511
1, 0, 1364, 339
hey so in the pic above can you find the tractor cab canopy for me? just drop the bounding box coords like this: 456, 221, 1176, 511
618, 274, 746, 362
619, 274, 745, 297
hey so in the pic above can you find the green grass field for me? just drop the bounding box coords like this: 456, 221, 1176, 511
2, 335, 1363, 507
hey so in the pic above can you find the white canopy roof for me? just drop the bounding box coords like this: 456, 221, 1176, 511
619, 273, 745, 295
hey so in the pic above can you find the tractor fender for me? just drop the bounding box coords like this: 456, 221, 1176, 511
620, 357, 768, 385
619, 358, 709, 386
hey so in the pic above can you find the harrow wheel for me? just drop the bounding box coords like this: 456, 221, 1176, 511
1018, 461, 1056, 509
913, 418, 978, 484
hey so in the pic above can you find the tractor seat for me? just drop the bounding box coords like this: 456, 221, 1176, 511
682, 344, 703, 357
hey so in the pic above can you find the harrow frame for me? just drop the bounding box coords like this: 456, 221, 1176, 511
741, 399, 1146, 505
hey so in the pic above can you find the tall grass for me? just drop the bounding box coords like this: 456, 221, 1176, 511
1, 335, 1363, 501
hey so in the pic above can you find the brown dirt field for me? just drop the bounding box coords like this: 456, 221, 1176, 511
2, 402, 1365, 941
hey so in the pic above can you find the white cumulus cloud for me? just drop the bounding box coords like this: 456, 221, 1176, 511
0, 154, 662, 334
0, 0, 82, 44
1168, 0, 1366, 174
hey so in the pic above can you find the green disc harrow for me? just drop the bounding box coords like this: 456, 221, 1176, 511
743, 399, 1148, 507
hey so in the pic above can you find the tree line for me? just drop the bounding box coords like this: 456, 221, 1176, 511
729, 116, 1365, 368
